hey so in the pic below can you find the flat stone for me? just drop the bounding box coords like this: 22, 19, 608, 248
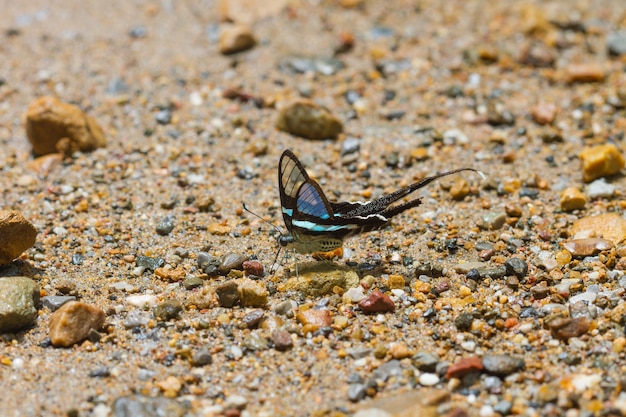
49, 301, 106, 347
0, 276, 39, 332
278, 265, 359, 297
570, 213, 626, 244
112, 394, 188, 417
482, 354, 525, 376
275, 99, 343, 140
41, 295, 76, 311
238, 278, 268, 307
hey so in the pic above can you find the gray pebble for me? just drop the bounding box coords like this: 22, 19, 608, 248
113, 394, 188, 417
347, 383, 367, 402
411, 351, 439, 372
191, 349, 212, 367
0, 276, 39, 332
153, 299, 182, 321
341, 137, 361, 156
155, 216, 175, 236
242, 309, 265, 328
493, 400, 512, 415
482, 354, 525, 376
608, 30, 626, 56
586, 178, 615, 199
272, 330, 293, 351
481, 212, 507, 230
504, 257, 528, 278
454, 312, 474, 331
124, 309, 150, 329
154, 109, 172, 125
243, 331, 269, 350
136, 256, 164, 271
273, 300, 295, 316
218, 253, 249, 275
197, 252, 220, 276
183, 276, 204, 290
41, 295, 76, 311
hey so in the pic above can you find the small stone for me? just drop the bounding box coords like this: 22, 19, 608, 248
113, 395, 188, 417
242, 309, 264, 328
608, 30, 626, 56
482, 355, 525, 376
136, 256, 164, 271
279, 267, 359, 297
216, 281, 240, 308
347, 383, 367, 402
560, 187, 587, 211
562, 238, 613, 257
566, 63, 605, 83
343, 286, 367, 303
243, 331, 269, 350
272, 329, 293, 351
0, 276, 39, 332
536, 384, 559, 404
414, 262, 444, 277
445, 357, 484, 379
0, 210, 37, 265
183, 276, 204, 290
386, 274, 405, 290
275, 100, 343, 140
238, 279, 268, 307
156, 376, 183, 397
25, 96, 106, 156
224, 395, 248, 411
579, 144, 625, 182
412, 351, 439, 372
530, 282, 550, 299
219, 253, 249, 275
191, 349, 212, 367
153, 299, 183, 321
242, 260, 264, 276
586, 178, 615, 199
41, 295, 76, 311
197, 252, 220, 276
449, 179, 470, 200
49, 301, 106, 347
388, 342, 411, 359
418, 373, 440, 386
481, 212, 507, 230
504, 258, 528, 278
570, 213, 626, 244
155, 216, 175, 236
549, 317, 590, 341
154, 109, 172, 125
358, 290, 395, 314
219, 24, 256, 55
504, 203, 522, 218
296, 309, 332, 329
154, 266, 186, 282
530, 102, 557, 125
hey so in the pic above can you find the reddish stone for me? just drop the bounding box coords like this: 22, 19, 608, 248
445, 357, 484, 379
358, 290, 395, 314
549, 317, 590, 341
242, 260, 264, 276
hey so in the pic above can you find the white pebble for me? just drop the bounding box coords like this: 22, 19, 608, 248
126, 294, 158, 308
342, 287, 366, 303
419, 373, 440, 386
461, 340, 476, 352
586, 178, 615, 199
230, 345, 243, 360
479, 405, 495, 417
12, 357, 24, 369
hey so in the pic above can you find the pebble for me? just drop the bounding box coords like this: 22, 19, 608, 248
608, 30, 626, 56
219, 24, 256, 54
154, 109, 172, 125
414, 262, 444, 277
126, 294, 158, 308
585, 178, 615, 199
41, 295, 76, 311
347, 383, 368, 402
243, 331, 269, 350
224, 394, 248, 410
530, 102, 557, 125
418, 373, 440, 386
343, 286, 367, 303
562, 238, 613, 257
153, 299, 183, 321
275, 100, 343, 140
183, 276, 204, 290
272, 329, 293, 351
242, 260, 264, 277
279, 268, 359, 297
296, 308, 332, 330
536, 250, 558, 271
449, 179, 470, 200
273, 300, 296, 316
197, 252, 220, 276
242, 309, 265, 328
358, 291, 395, 314
218, 253, 249, 275
278, 55, 345, 76
579, 144, 625, 182
215, 281, 240, 308
560, 187, 587, 211
238, 279, 268, 307
570, 213, 626, 244
566, 63, 605, 83
0, 276, 39, 332
191, 349, 212, 367
482, 354, 525, 376
549, 317, 590, 341
454, 312, 474, 331
504, 257, 528, 278
112, 394, 188, 417
123, 309, 150, 329
445, 356, 484, 379
0, 210, 37, 265
341, 137, 361, 155
25, 96, 106, 156
49, 301, 106, 347
481, 212, 507, 230
155, 216, 175, 235
135, 255, 164, 271
412, 351, 439, 372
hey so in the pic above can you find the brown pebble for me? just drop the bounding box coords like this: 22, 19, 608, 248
388, 342, 412, 359
478, 249, 495, 260
296, 308, 332, 328
530, 281, 549, 299
219, 24, 256, 55
242, 260, 264, 276
276, 100, 343, 140
49, 301, 106, 347
154, 266, 186, 282
449, 179, 470, 200
562, 238, 613, 257
530, 102, 557, 125
272, 329, 294, 351
445, 356, 484, 379
25, 96, 106, 156
358, 290, 395, 313
242, 309, 265, 328
570, 213, 626, 244
560, 187, 586, 212
215, 281, 240, 308
27, 153, 63, 177
566, 63, 605, 83
579, 144, 625, 183
0, 210, 37, 265
549, 317, 590, 341
504, 203, 522, 218
238, 279, 268, 307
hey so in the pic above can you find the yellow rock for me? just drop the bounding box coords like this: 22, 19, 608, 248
386, 274, 406, 289
579, 144, 625, 182
560, 187, 587, 211
25, 96, 106, 156
276, 100, 343, 140
48, 301, 105, 347
0, 210, 37, 265
219, 24, 256, 55
570, 213, 626, 244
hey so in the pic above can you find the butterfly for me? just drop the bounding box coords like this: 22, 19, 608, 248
278, 149, 483, 255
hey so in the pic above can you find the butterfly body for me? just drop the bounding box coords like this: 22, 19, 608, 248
278, 149, 480, 255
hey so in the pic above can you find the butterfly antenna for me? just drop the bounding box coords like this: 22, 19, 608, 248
242, 202, 285, 275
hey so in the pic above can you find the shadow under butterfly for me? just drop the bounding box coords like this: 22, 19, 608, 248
264, 149, 484, 273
